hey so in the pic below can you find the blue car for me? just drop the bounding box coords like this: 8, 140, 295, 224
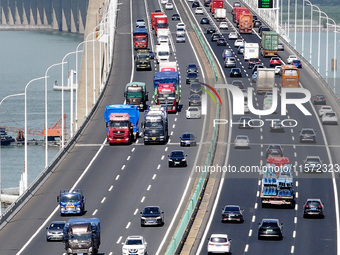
222, 49, 233, 59
292, 59, 302, 68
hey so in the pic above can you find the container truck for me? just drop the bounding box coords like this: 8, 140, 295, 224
153, 71, 180, 112
243, 43, 259, 60
260, 31, 279, 57
104, 105, 139, 144
239, 12, 253, 33
142, 105, 168, 144
214, 8, 227, 21
210, 0, 224, 14
159, 61, 177, 72
124, 82, 149, 110
133, 27, 148, 50
256, 68, 275, 94
57, 189, 85, 216
63, 218, 101, 255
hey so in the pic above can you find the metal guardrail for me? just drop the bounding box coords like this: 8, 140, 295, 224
0, 0, 118, 229
165, 23, 221, 255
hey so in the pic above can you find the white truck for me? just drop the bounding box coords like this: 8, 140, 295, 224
256, 68, 275, 94
155, 44, 170, 64
243, 43, 259, 61
159, 61, 177, 72
214, 8, 227, 21
157, 28, 170, 45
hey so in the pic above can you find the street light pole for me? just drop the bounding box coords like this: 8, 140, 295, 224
294, 0, 297, 49
302, 0, 305, 56
24, 76, 47, 191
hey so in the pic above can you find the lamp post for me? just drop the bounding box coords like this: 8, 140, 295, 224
0, 93, 25, 208
311, 5, 323, 73
294, 0, 297, 49
24, 76, 47, 191
44, 62, 66, 167
327, 23, 339, 93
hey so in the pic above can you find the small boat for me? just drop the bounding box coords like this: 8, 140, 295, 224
0, 128, 14, 146
16, 130, 25, 142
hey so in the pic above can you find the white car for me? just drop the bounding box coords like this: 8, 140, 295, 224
275, 65, 282, 75
287, 55, 298, 64
161, 0, 168, 4
165, 2, 173, 9
318, 105, 333, 117
234, 135, 250, 148
136, 19, 146, 27
186, 106, 201, 119
176, 34, 186, 43
207, 234, 231, 254
176, 27, 186, 36
176, 22, 186, 30
219, 22, 228, 29
321, 111, 338, 125
157, 35, 169, 45
195, 7, 204, 15
122, 236, 147, 255
234, 38, 244, 47
228, 32, 238, 40
244, 102, 250, 113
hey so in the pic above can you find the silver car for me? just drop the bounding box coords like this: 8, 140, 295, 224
228, 32, 238, 40
224, 57, 236, 68
186, 106, 201, 119
234, 135, 250, 148
46, 221, 66, 241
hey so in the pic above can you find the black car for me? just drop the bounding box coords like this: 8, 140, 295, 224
248, 58, 261, 69
238, 116, 253, 129
188, 94, 202, 106
206, 26, 216, 34
303, 199, 324, 218
217, 37, 227, 46
200, 17, 210, 24
299, 128, 316, 143
186, 63, 199, 73
192, 1, 200, 7
303, 156, 322, 173
233, 1, 241, 7
46, 221, 66, 241
211, 33, 221, 42
186, 72, 199, 84
172, 13, 180, 21
221, 205, 244, 223
266, 144, 283, 158
237, 45, 245, 54
252, 63, 264, 74
168, 150, 187, 167
259, 26, 270, 35
312, 95, 326, 105
180, 133, 197, 146
253, 20, 262, 28
140, 206, 164, 226
190, 83, 202, 95
270, 119, 285, 132
258, 219, 283, 240
231, 80, 244, 89
148, 49, 155, 59
230, 68, 242, 77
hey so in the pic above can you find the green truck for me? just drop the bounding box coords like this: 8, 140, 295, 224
135, 49, 152, 71
260, 31, 278, 57
124, 82, 149, 110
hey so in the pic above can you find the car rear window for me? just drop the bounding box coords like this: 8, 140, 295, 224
211, 237, 228, 243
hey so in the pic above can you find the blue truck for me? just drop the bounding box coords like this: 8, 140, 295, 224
153, 71, 181, 112
63, 218, 101, 255
57, 189, 85, 215
104, 105, 140, 144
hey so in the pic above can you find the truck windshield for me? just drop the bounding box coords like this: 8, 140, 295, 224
157, 23, 167, 28
127, 92, 142, 98
61, 194, 80, 203
109, 121, 130, 128
134, 37, 146, 42
158, 92, 175, 98
145, 129, 164, 136
137, 55, 150, 60
145, 122, 163, 128
158, 51, 169, 56
70, 233, 92, 242
283, 69, 298, 76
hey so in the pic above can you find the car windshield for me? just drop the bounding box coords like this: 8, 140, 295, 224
302, 130, 314, 134
325, 112, 336, 117
158, 92, 176, 98
189, 108, 199, 111
158, 51, 169, 56
171, 151, 184, 157
187, 73, 198, 78
145, 121, 163, 128
143, 207, 160, 214
70, 233, 91, 242
60, 194, 80, 203
224, 206, 240, 212
49, 223, 65, 230
236, 137, 247, 140
211, 237, 228, 243
126, 239, 143, 245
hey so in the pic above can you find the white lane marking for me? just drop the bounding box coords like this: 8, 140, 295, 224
168, 139, 171, 143
293, 230, 296, 238
255, 203, 258, 209
152, 174, 156, 180
141, 196, 145, 203
294, 152, 297, 157
127, 156, 131, 160
296, 181, 299, 187
294, 217, 297, 224
292, 136, 295, 141
161, 155, 165, 160
295, 204, 298, 210
244, 244, 249, 252
252, 215, 256, 222
258, 180, 261, 185
116, 236, 122, 244
147, 185, 151, 191
248, 229, 252, 236
256, 191, 259, 197
170, 131, 173, 136
172, 124, 175, 128
109, 185, 113, 191
92, 209, 98, 216
131, 147, 135, 152
157, 164, 161, 169
296, 192, 298, 198
101, 197, 106, 203
126, 222, 131, 229
134, 208, 139, 215
115, 175, 120, 181
165, 147, 168, 151
121, 165, 126, 170
174, 118, 177, 121
291, 246, 295, 253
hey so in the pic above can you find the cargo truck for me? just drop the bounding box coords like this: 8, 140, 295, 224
135, 49, 152, 71
210, 0, 224, 14
63, 218, 101, 255
155, 44, 170, 63
159, 61, 177, 72
151, 12, 164, 30
260, 31, 279, 57
214, 8, 227, 21
153, 71, 180, 112
104, 105, 139, 144
239, 12, 253, 33
256, 68, 275, 94
243, 43, 259, 60
133, 27, 148, 50
233, 7, 250, 24
124, 82, 149, 110
155, 15, 168, 35
143, 105, 168, 144
57, 189, 85, 216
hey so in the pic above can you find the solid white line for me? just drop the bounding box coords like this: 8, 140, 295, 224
92, 209, 98, 216
116, 236, 122, 244
101, 197, 106, 203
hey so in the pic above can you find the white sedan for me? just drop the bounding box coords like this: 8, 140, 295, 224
207, 234, 231, 254
165, 2, 173, 9
234, 38, 244, 47
195, 7, 204, 15
318, 105, 333, 116
176, 22, 186, 30
234, 135, 250, 148
228, 32, 238, 40
219, 22, 228, 29
321, 111, 338, 125
287, 55, 298, 64
186, 106, 201, 119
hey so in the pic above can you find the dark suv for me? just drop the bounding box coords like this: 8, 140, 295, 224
211, 33, 222, 42
168, 150, 187, 167
303, 199, 324, 218
221, 205, 244, 223
258, 219, 283, 240
140, 206, 164, 226
248, 58, 261, 69
299, 128, 316, 143
189, 83, 202, 95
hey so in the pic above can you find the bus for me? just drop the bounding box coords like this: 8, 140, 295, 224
281, 65, 299, 87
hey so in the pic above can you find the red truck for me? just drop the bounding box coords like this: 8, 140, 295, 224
210, 0, 224, 14
154, 84, 178, 112
133, 27, 148, 49
239, 13, 253, 33
233, 7, 250, 24
151, 12, 164, 30
154, 15, 168, 35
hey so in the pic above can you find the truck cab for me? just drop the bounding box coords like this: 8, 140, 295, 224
133, 27, 148, 50
57, 189, 85, 216
124, 82, 149, 110
155, 44, 170, 63
143, 105, 168, 145
135, 49, 152, 71
154, 84, 178, 112
106, 113, 133, 144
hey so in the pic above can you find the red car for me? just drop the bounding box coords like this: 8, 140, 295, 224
269, 57, 282, 67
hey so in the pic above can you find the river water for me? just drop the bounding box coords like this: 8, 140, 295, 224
0, 30, 83, 191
